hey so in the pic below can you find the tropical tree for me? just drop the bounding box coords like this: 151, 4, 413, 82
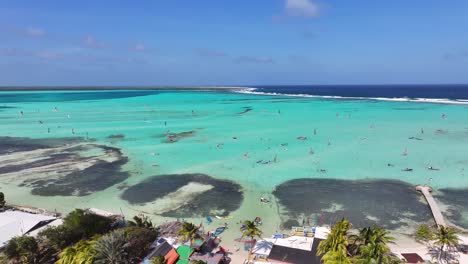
122, 226, 159, 262
317, 218, 351, 264
63, 209, 113, 238
38, 225, 82, 250
240, 220, 263, 260
434, 226, 459, 262
177, 222, 202, 246
240, 220, 263, 241
3, 236, 38, 263
56, 239, 96, 264
151, 255, 166, 264
128, 214, 155, 230
349, 226, 373, 255
352, 227, 395, 264
415, 224, 435, 243
94, 230, 128, 264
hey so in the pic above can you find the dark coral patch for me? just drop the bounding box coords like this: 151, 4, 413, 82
273, 178, 433, 229
435, 188, 468, 229
121, 173, 243, 218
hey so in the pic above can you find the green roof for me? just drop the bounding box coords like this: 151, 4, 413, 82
176, 245, 193, 263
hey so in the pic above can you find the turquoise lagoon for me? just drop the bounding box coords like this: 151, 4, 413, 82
0, 90, 467, 232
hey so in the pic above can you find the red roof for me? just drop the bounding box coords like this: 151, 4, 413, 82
165, 248, 179, 264
401, 253, 424, 263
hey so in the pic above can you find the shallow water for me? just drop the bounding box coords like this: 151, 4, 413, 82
0, 90, 467, 231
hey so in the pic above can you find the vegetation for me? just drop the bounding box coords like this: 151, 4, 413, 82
317, 219, 400, 264
151, 255, 166, 264
94, 230, 128, 264
0, 210, 162, 264
38, 225, 82, 250
0, 192, 5, 209
4, 236, 39, 263
56, 240, 96, 264
122, 226, 159, 262
352, 226, 397, 263
317, 218, 351, 264
240, 220, 263, 241
191, 261, 207, 264
127, 215, 155, 230
63, 209, 114, 238
177, 222, 202, 246
39, 209, 114, 251
434, 226, 460, 262
415, 224, 435, 242
239, 219, 263, 261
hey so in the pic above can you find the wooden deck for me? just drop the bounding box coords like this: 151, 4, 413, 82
416, 185, 446, 227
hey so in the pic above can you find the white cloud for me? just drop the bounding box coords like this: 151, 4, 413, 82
285, 0, 319, 18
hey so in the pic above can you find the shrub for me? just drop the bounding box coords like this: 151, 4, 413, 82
4, 236, 38, 263
122, 226, 159, 262
151, 255, 166, 264
63, 209, 113, 238
38, 225, 82, 250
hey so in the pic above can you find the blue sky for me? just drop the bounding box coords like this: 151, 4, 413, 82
1, 0, 467, 86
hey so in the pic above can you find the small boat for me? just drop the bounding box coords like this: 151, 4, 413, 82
297, 136, 307, 140
402, 148, 408, 156
428, 166, 440, 171
212, 227, 226, 237
402, 168, 413, 172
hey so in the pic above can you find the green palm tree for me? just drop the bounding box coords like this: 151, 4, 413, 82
240, 220, 263, 260
94, 230, 128, 264
177, 222, 201, 246
352, 226, 395, 263
349, 226, 373, 255
128, 215, 155, 230
56, 240, 96, 264
434, 226, 459, 262
317, 218, 351, 264
240, 220, 263, 241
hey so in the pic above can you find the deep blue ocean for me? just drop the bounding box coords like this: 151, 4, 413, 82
250, 84, 468, 100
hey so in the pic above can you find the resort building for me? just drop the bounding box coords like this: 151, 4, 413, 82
0, 210, 61, 247
250, 226, 330, 264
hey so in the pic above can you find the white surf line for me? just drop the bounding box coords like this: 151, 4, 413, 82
234, 88, 468, 105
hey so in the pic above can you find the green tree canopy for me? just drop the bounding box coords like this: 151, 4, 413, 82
177, 222, 202, 246
317, 218, 351, 264
435, 226, 460, 262
56, 239, 96, 264
94, 230, 128, 264
63, 209, 114, 238
240, 220, 263, 240
415, 224, 435, 242
4, 236, 39, 263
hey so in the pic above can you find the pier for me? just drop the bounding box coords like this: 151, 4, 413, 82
416, 185, 446, 227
